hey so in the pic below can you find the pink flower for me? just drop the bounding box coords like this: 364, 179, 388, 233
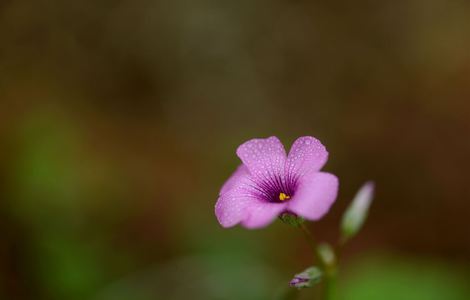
215, 136, 339, 229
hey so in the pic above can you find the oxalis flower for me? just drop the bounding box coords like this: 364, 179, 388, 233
215, 136, 339, 229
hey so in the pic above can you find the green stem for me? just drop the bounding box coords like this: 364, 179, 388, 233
299, 224, 337, 300
299, 223, 322, 263
323, 264, 337, 300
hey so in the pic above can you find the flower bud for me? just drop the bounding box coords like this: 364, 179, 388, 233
289, 266, 322, 289
340, 181, 375, 242
317, 243, 336, 267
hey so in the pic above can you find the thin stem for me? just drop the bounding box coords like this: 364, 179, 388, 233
323, 271, 336, 300
299, 223, 322, 264
298, 223, 337, 300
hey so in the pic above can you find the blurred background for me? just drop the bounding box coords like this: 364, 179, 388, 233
1, 0, 469, 299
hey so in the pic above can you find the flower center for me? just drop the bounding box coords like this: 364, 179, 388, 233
250, 174, 298, 203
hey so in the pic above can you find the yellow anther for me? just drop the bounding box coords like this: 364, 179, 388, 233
279, 192, 290, 201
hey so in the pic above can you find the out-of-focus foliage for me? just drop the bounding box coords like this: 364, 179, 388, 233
94, 253, 282, 300
339, 256, 470, 300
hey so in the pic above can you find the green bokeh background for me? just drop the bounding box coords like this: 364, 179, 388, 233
1, 1, 469, 299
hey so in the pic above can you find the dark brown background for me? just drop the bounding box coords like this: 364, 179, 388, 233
1, 1, 469, 299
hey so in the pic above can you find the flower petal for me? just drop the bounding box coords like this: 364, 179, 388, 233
241, 202, 287, 229
287, 172, 338, 221
236, 136, 287, 180
216, 160, 287, 228
286, 136, 329, 177
219, 164, 249, 195
215, 190, 256, 228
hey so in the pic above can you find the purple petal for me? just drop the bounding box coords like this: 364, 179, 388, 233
241, 202, 287, 229
219, 164, 249, 195
215, 189, 255, 228
236, 136, 287, 180
216, 168, 267, 228
216, 159, 288, 228
286, 136, 329, 178
287, 172, 338, 221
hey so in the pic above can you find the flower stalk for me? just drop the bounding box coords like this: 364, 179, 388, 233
299, 224, 337, 300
